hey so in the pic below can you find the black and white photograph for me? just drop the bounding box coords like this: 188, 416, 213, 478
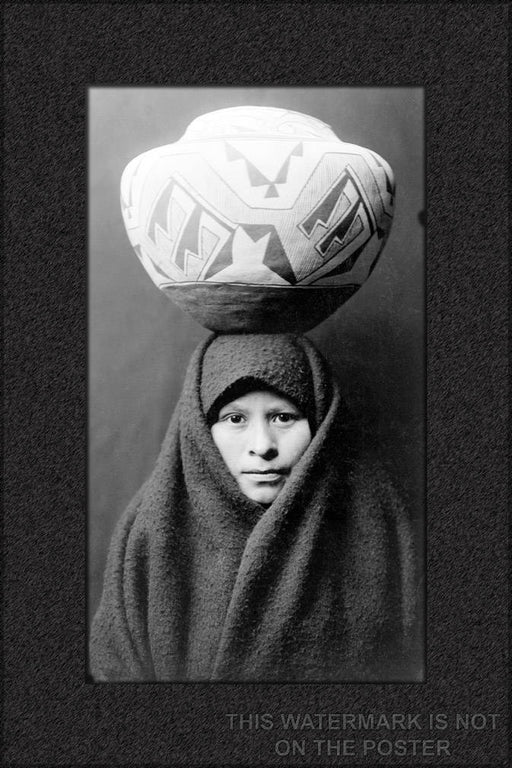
88, 87, 425, 683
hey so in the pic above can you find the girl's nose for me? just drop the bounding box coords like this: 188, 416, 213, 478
248, 421, 278, 460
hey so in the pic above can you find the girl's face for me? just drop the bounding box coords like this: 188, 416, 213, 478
211, 390, 312, 506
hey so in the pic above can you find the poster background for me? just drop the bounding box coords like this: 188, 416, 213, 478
3, 3, 508, 766
88, 87, 425, 631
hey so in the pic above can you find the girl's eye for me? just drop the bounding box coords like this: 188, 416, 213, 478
273, 412, 298, 424
225, 414, 245, 424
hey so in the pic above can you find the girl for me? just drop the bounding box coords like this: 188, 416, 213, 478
90, 333, 419, 681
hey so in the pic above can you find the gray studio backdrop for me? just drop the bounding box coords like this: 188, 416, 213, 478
88, 87, 424, 628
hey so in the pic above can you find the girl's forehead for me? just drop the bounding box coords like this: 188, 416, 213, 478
219, 390, 298, 412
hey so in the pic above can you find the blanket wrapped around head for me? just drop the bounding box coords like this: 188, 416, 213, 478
90, 333, 420, 682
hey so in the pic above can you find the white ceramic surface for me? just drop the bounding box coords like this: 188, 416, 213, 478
120, 106, 395, 329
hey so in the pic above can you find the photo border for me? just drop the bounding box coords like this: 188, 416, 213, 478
2, 3, 509, 766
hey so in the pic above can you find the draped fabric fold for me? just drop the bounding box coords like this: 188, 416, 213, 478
90, 333, 420, 682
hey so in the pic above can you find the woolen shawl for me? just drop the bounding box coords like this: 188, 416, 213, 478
90, 333, 419, 682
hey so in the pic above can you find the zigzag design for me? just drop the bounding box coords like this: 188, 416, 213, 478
146, 177, 296, 284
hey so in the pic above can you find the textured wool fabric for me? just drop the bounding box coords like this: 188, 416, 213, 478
90, 333, 419, 682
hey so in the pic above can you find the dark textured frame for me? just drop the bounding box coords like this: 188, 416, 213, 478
2, 3, 508, 767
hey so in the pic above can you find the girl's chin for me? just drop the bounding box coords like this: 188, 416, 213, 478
238, 477, 285, 506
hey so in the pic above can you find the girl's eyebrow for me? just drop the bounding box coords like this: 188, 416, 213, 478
219, 401, 247, 414
266, 406, 300, 415
218, 399, 302, 416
